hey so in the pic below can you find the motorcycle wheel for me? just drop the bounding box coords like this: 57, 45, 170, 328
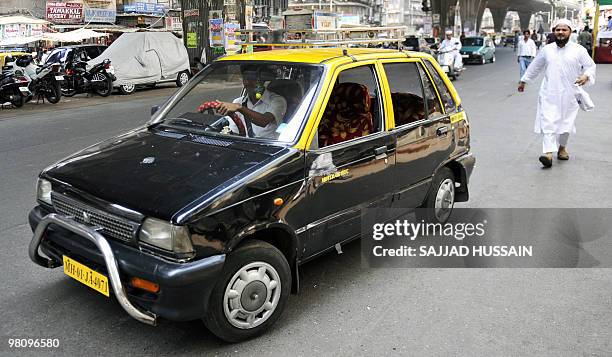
93, 74, 113, 97
11, 93, 24, 108
61, 80, 77, 97
45, 81, 62, 104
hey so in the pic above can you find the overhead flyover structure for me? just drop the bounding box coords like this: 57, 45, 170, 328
430, 0, 582, 35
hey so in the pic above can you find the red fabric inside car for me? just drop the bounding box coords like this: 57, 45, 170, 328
391, 92, 426, 126
318, 82, 374, 147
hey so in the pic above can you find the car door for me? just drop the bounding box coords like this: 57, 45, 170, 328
299, 61, 396, 259
380, 59, 454, 208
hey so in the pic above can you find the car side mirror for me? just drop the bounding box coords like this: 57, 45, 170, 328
151, 105, 160, 116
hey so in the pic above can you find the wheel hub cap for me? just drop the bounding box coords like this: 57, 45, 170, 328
434, 178, 455, 222
223, 262, 281, 329
240, 281, 267, 311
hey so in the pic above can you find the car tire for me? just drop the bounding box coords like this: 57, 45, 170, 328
480, 57, 486, 65
418, 167, 456, 224
176, 70, 190, 87
203, 240, 291, 343
490, 55, 496, 63
119, 84, 135, 95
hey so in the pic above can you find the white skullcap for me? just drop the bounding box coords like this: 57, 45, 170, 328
554, 18, 572, 30
445, 30, 453, 35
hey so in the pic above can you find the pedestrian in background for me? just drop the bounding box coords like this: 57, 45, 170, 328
579, 26, 592, 53
607, 16, 612, 30
518, 19, 596, 168
513, 31, 520, 52
570, 29, 579, 43
517, 30, 537, 79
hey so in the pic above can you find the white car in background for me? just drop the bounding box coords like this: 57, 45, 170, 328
90, 32, 191, 95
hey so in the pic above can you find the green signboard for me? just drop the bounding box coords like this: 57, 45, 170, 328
187, 32, 197, 48
599, 0, 612, 5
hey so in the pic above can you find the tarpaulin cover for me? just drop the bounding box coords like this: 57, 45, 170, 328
89, 32, 190, 86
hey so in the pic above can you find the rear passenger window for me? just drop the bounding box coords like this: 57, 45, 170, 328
382, 62, 426, 127
423, 60, 457, 113
416, 64, 444, 119
317, 65, 382, 148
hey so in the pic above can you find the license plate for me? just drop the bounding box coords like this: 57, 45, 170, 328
55, 75, 64, 81
462, 54, 469, 58
63, 256, 110, 297
18, 87, 29, 92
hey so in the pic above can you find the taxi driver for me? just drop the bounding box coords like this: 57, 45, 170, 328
216, 66, 287, 139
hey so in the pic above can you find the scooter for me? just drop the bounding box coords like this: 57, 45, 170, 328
0, 71, 31, 108
5, 55, 63, 104
435, 49, 463, 81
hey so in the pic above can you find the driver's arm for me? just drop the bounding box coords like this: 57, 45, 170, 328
216, 102, 274, 127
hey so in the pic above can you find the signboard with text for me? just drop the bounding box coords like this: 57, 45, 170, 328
46, 1, 84, 24
83, 0, 116, 23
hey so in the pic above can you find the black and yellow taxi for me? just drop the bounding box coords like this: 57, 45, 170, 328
28, 47, 475, 342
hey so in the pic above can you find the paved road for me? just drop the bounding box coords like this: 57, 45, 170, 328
1, 48, 611, 356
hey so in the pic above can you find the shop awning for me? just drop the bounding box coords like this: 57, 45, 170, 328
0, 15, 48, 25
45, 28, 109, 42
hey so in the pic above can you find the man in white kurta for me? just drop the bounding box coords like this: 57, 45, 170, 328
439, 30, 463, 70
518, 19, 596, 168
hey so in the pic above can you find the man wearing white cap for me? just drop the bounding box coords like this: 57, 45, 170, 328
439, 30, 463, 71
517, 18, 596, 168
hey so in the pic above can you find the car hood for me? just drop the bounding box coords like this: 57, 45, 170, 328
43, 127, 284, 221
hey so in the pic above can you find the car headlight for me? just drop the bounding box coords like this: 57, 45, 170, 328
139, 218, 194, 254
36, 178, 52, 205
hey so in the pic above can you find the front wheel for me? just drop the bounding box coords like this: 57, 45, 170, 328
203, 240, 291, 342
61, 78, 77, 97
45, 81, 61, 104
93, 73, 113, 97
491, 55, 496, 63
418, 167, 456, 224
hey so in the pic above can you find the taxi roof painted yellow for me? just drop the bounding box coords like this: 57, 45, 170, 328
219, 48, 434, 65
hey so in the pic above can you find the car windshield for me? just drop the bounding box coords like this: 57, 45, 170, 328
45, 48, 69, 64
462, 38, 484, 47
155, 61, 324, 143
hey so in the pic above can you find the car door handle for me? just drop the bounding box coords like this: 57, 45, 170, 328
436, 126, 449, 136
374, 146, 388, 160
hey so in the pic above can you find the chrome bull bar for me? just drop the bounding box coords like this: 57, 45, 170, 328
29, 213, 157, 326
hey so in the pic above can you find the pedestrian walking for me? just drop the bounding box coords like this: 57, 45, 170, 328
579, 26, 593, 53
517, 19, 596, 168
517, 30, 537, 79
513, 31, 520, 52
607, 16, 612, 30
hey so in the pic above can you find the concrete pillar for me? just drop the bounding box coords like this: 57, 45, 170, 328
458, 0, 488, 34
489, 7, 507, 33
490, 7, 508, 32
518, 11, 533, 31
431, 0, 457, 37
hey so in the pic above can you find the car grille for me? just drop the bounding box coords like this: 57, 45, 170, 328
51, 193, 139, 243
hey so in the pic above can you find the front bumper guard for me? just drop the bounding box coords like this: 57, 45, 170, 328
29, 213, 157, 326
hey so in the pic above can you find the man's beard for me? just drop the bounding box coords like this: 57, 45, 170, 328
555, 36, 569, 47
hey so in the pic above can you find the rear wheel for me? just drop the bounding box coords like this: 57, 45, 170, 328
119, 84, 135, 95
490, 55, 496, 63
203, 240, 291, 342
45, 81, 61, 104
11, 91, 24, 108
60, 78, 77, 97
176, 70, 190, 87
418, 167, 456, 224
93, 73, 112, 97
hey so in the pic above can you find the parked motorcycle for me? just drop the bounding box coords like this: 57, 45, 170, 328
61, 58, 115, 97
435, 49, 463, 81
0, 71, 30, 108
5, 55, 63, 104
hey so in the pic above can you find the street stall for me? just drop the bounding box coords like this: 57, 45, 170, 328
592, 0, 612, 63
